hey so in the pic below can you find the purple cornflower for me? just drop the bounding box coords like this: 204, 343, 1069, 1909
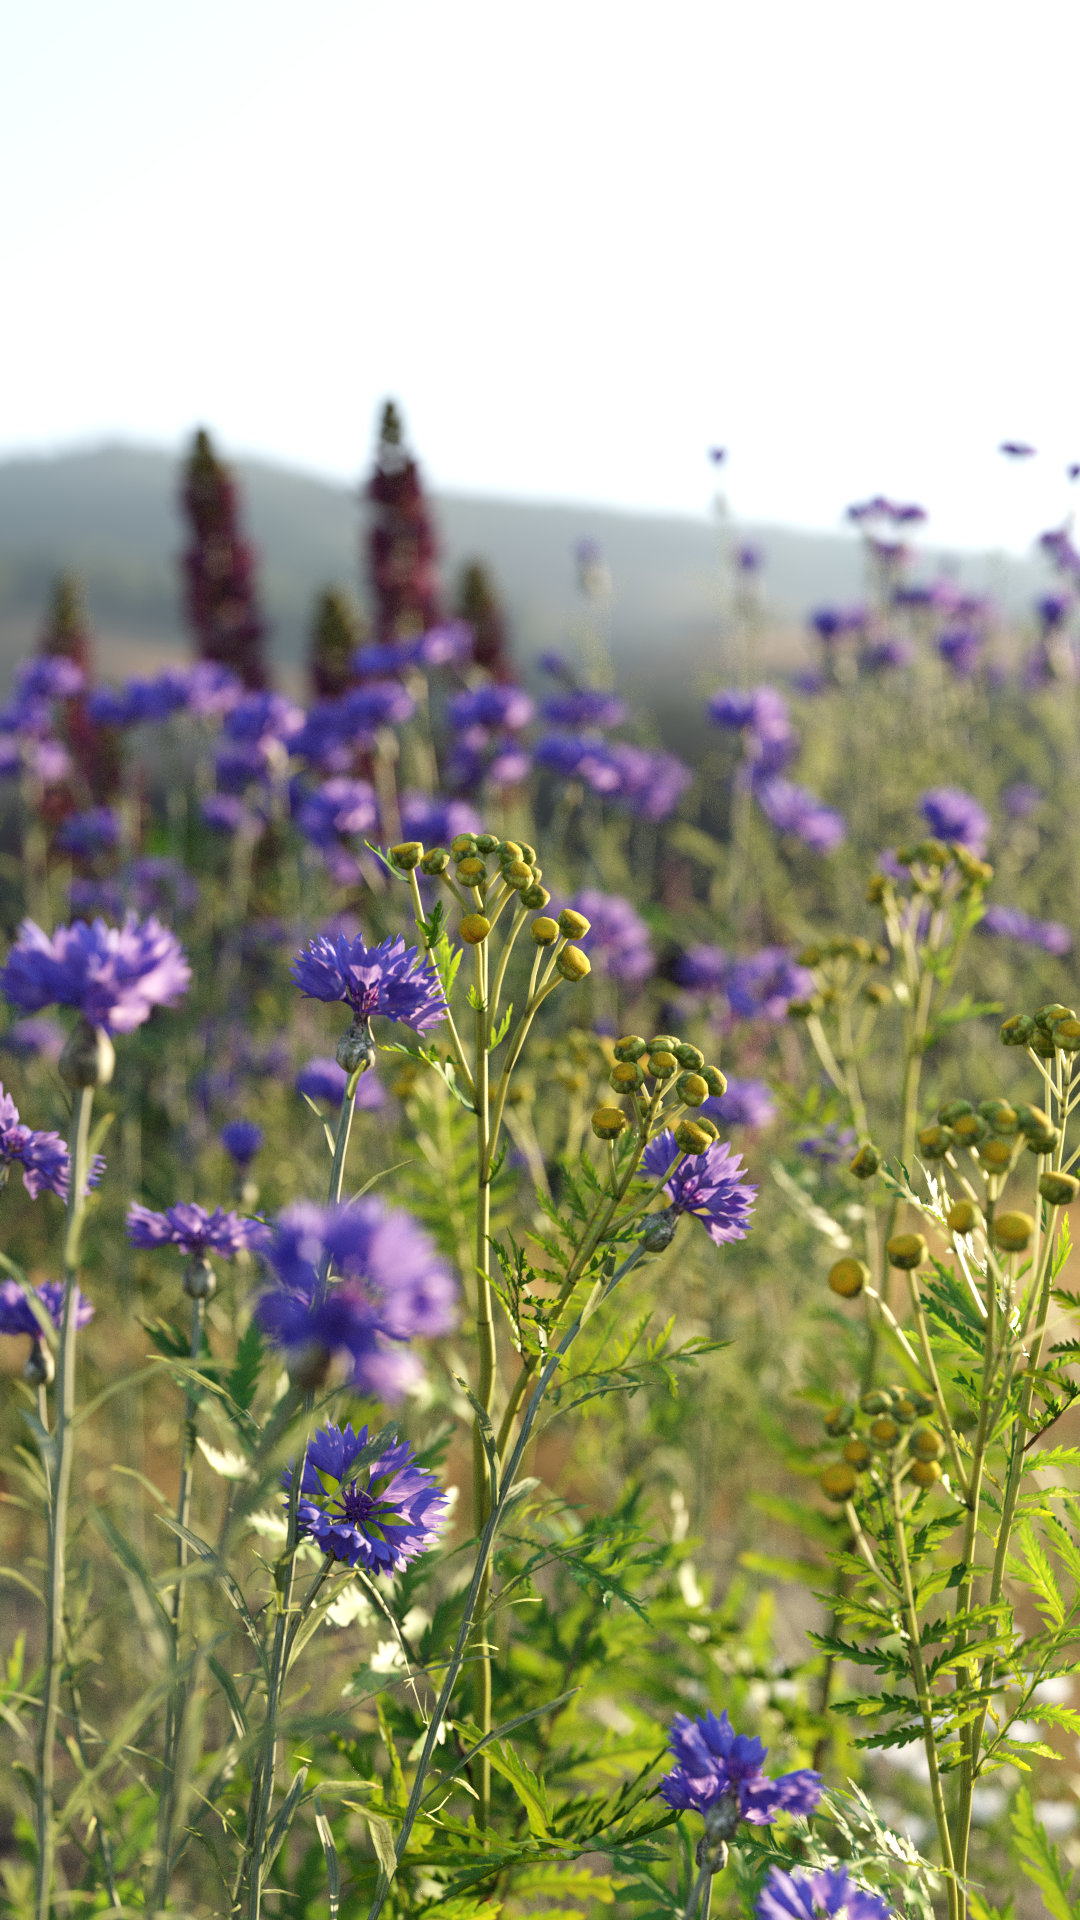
859, 636, 914, 673
798, 1123, 857, 1168
284, 1422, 448, 1573
702, 1077, 777, 1129
221, 1120, 263, 1167
979, 905, 1072, 956
223, 692, 305, 756
2, 1017, 64, 1062
659, 1708, 821, 1824
754, 780, 846, 853
296, 1058, 387, 1109
936, 627, 983, 678
604, 743, 693, 820
0, 1084, 101, 1200
728, 949, 815, 1021
674, 946, 730, 997
641, 1133, 756, 1246
709, 684, 789, 732
290, 932, 446, 1033
399, 792, 482, 846
0, 1278, 94, 1340
255, 1197, 456, 1398
56, 807, 121, 859
1001, 781, 1043, 818
294, 778, 378, 849
447, 685, 534, 732
353, 622, 470, 678
999, 441, 1036, 458
571, 890, 654, 986
127, 1202, 266, 1259
202, 794, 259, 836
757, 1866, 891, 1920
808, 607, 864, 642
919, 787, 990, 855
0, 914, 191, 1034
540, 690, 627, 729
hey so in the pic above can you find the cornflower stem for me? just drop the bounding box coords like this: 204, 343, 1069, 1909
364, 1243, 646, 1920
244, 1072, 360, 1919
35, 1081, 94, 1920
682, 1857, 716, 1920
889, 1471, 958, 1920
471, 937, 495, 1826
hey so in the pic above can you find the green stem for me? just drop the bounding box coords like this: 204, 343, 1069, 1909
890, 1472, 958, 1918
471, 938, 495, 1826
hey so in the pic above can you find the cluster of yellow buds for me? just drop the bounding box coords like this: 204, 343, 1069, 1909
787, 935, 891, 1019
589, 1032, 726, 1153
1000, 1002, 1080, 1060
819, 1385, 946, 1502
915, 1095, 1062, 1190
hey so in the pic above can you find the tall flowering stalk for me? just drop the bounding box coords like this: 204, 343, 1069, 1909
180, 428, 269, 692
365, 402, 440, 645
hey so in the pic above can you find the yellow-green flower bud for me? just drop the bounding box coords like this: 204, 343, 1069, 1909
860, 1391, 891, 1415
947, 1199, 980, 1235
674, 1043, 705, 1070
558, 908, 591, 939
610, 1060, 645, 1093
862, 981, 891, 1006
459, 914, 491, 945
979, 1138, 1013, 1172
797, 943, 822, 966
870, 1416, 900, 1449
695, 1117, 719, 1141
457, 858, 488, 888
828, 1257, 869, 1299
820, 1463, 858, 1502
953, 847, 993, 885
1035, 1002, 1074, 1032
591, 1106, 628, 1140
648, 1034, 681, 1053
978, 1098, 1018, 1136
389, 840, 424, 870
951, 1113, 986, 1146
420, 846, 450, 875
614, 1035, 648, 1061
866, 873, 888, 903
1031, 1026, 1057, 1058
999, 1013, 1035, 1047
674, 1119, 713, 1154
886, 1232, 926, 1270
993, 1210, 1034, 1253
556, 944, 591, 982
917, 1124, 953, 1160
908, 1391, 934, 1416
1040, 1170, 1079, 1206
1025, 1124, 1060, 1154
529, 862, 543, 882
843, 1437, 871, 1469
786, 996, 819, 1018
701, 1065, 727, 1098
504, 860, 533, 888
939, 1099, 974, 1126
531, 916, 559, 945
475, 832, 500, 854
497, 839, 523, 864
914, 837, 949, 867
849, 1143, 882, 1179
1054, 1017, 1080, 1053
824, 1404, 855, 1435
910, 1458, 942, 1487
893, 1397, 917, 1425
517, 840, 537, 863
521, 884, 550, 909
647, 1050, 678, 1080
676, 1070, 709, 1106
909, 1425, 945, 1462
450, 833, 478, 859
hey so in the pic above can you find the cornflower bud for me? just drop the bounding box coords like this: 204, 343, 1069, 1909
824, 1404, 854, 1435
531, 916, 559, 945
450, 833, 478, 859
870, 1416, 900, 1449
674, 1043, 705, 1069
60, 1019, 116, 1089
909, 1426, 945, 1461
849, 1143, 882, 1179
820, 1463, 858, 1502
641, 1209, 678, 1252
459, 914, 491, 945
614, 1034, 648, 1061
475, 832, 500, 854
701, 1066, 728, 1098
504, 860, 533, 888
611, 1061, 645, 1093
24, 1343, 55, 1387
456, 856, 487, 887
389, 841, 424, 871
911, 1459, 942, 1487
1040, 1170, 1079, 1205
993, 1210, 1035, 1253
337, 1019, 377, 1075
886, 1232, 926, 1269
183, 1255, 216, 1301
947, 1199, 980, 1234
420, 847, 450, 875
979, 1138, 1013, 1172
939, 1100, 974, 1125
556, 945, 591, 981
917, 1124, 953, 1159
999, 1013, 1035, 1046
592, 1106, 628, 1140
951, 1113, 986, 1146
522, 884, 550, 909
558, 909, 590, 939
647, 1051, 678, 1080
1054, 1017, 1080, 1053
843, 1438, 871, 1469
676, 1071, 709, 1106
978, 1099, 1018, 1136
674, 1118, 712, 1154
828, 1257, 869, 1299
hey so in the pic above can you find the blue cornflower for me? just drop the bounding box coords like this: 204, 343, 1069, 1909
570, 889, 654, 985
757, 1865, 891, 1920
754, 779, 846, 853
660, 1709, 821, 1826
1, 1018, 64, 1062
55, 807, 121, 859
220, 1120, 264, 1168
540, 690, 627, 729
727, 949, 814, 1022
290, 932, 447, 1034
979, 905, 1071, 956
295, 1058, 386, 1110
293, 777, 378, 849
284, 1422, 448, 1573
0, 914, 191, 1034
399, 792, 481, 847
798, 1124, 857, 1168
702, 1077, 777, 1130
127, 1202, 267, 1259
0, 1084, 102, 1199
641, 1133, 756, 1246
919, 787, 990, 856
674, 945, 730, 996
447, 685, 534, 732
0, 1278, 94, 1339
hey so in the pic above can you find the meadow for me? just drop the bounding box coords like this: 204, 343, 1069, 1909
1, 411, 1079, 1920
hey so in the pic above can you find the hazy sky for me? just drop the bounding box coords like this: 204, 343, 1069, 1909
4, 1, 1078, 553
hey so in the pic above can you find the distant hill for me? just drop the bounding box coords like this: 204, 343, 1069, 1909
0, 443, 1051, 701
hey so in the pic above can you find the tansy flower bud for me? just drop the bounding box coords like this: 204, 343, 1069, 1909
614, 1034, 648, 1061
910, 1459, 942, 1487
1025, 1124, 1059, 1154
694, 1117, 719, 1141
610, 1060, 645, 1093
517, 840, 537, 863
798, 944, 822, 966
953, 848, 993, 885
556, 944, 591, 982
947, 1199, 980, 1235
1031, 1027, 1057, 1059
951, 1113, 986, 1146
649, 1034, 681, 1053
648, 1050, 678, 1079
1040, 1170, 1080, 1205
824, 1404, 855, 1435
521, 884, 550, 909
999, 1013, 1035, 1047
456, 856, 487, 886
909, 1426, 945, 1461
849, 1143, 882, 1179
529, 863, 543, 882
843, 1438, 871, 1469
893, 1397, 917, 1424
860, 1391, 890, 1415
978, 1099, 1018, 1136
674, 1119, 713, 1154
820, 1463, 858, 1502
474, 832, 500, 854
939, 1099, 974, 1125
1054, 1017, 1080, 1053
676, 1071, 709, 1106
531, 916, 559, 945
866, 873, 887, 904
886, 1232, 926, 1270
786, 997, 819, 1018
498, 840, 523, 863
504, 860, 533, 888
862, 981, 891, 1005
1035, 1002, 1074, 1032
450, 833, 478, 859
558, 909, 591, 939
459, 914, 491, 945
420, 846, 450, 874
592, 1106, 628, 1140
828, 1257, 869, 1299
389, 841, 424, 871
914, 838, 949, 868
917, 1124, 953, 1159
993, 1210, 1034, 1253
908, 1390, 934, 1416
674, 1043, 705, 1069
701, 1065, 727, 1097
870, 1416, 900, 1449
979, 1138, 1013, 1171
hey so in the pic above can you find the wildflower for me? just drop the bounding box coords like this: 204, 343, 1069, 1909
936, 626, 984, 678
290, 932, 446, 1035
675, 945, 730, 997
754, 779, 846, 853
399, 791, 481, 846
127, 1202, 267, 1259
919, 787, 989, 855
659, 1708, 821, 1825
1, 1017, 64, 1062
447, 685, 535, 732
1001, 781, 1043, 818
978, 905, 1071, 956
283, 1421, 448, 1573
0, 1084, 102, 1199
295, 1057, 386, 1109
859, 636, 914, 673
571, 889, 654, 985
798, 1123, 858, 1168
293, 777, 378, 849
0, 914, 191, 1034
366, 401, 441, 644
756, 1864, 891, 1919
0, 1279, 94, 1339
641, 1132, 756, 1245
540, 690, 627, 729
727, 949, 815, 1022
56, 807, 121, 859
180, 428, 269, 690
701, 1077, 777, 1129
221, 1119, 263, 1168
999, 440, 1036, 457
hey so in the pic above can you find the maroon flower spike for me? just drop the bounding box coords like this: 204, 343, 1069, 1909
365, 402, 441, 645
455, 560, 514, 682
180, 429, 269, 691
38, 575, 123, 804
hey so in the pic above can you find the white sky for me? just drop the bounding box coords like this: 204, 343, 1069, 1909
3, 0, 1078, 553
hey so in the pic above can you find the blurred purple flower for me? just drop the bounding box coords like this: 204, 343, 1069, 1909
674, 946, 730, 996
571, 889, 654, 985
1001, 781, 1042, 818
999, 441, 1036, 457
55, 807, 121, 859
979, 905, 1071, 956
920, 787, 990, 855
127, 1202, 266, 1258
0, 1084, 102, 1199
757, 1865, 891, 1920
702, 1077, 777, 1129
540, 690, 627, 729
291, 932, 446, 1032
220, 1119, 263, 1167
936, 627, 983, 678
2, 1017, 65, 1061
447, 685, 534, 732
296, 1057, 386, 1109
754, 779, 846, 853
0, 1279, 93, 1339
860, 635, 915, 673
728, 949, 814, 1021
1, 914, 191, 1034
399, 792, 482, 846
294, 777, 378, 849
799, 1123, 857, 1168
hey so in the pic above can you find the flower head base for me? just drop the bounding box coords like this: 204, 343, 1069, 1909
642, 1133, 756, 1245
0, 914, 191, 1035
290, 932, 447, 1035
660, 1710, 821, 1827
127, 1202, 267, 1261
756, 1865, 891, 1920
284, 1421, 448, 1574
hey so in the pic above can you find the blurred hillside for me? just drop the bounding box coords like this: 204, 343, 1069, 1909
0, 443, 1051, 698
